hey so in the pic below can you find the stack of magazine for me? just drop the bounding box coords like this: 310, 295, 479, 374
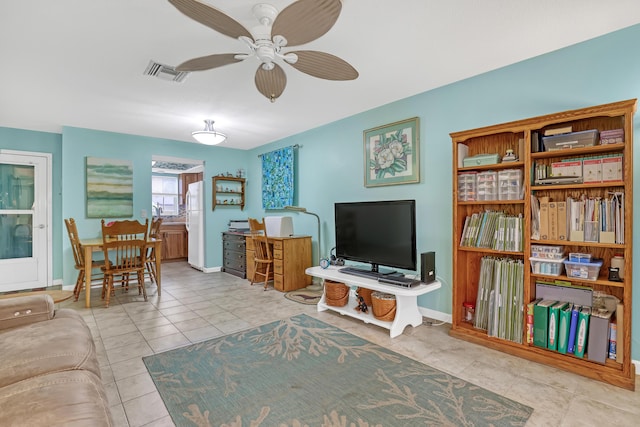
474, 256, 524, 343
460, 211, 523, 252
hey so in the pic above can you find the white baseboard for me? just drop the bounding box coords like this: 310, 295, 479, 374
202, 266, 221, 273
419, 307, 451, 324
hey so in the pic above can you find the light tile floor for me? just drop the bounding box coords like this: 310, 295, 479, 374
59, 262, 640, 426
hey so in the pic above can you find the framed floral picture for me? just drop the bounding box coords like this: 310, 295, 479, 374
363, 117, 420, 187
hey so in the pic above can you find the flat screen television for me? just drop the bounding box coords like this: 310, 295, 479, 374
335, 199, 416, 278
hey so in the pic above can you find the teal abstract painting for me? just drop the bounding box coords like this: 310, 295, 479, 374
86, 157, 133, 218
261, 146, 294, 209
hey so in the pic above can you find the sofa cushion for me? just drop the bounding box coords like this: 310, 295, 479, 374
0, 312, 100, 388
0, 294, 54, 331
0, 370, 113, 427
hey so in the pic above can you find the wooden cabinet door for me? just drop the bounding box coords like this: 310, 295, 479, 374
180, 173, 203, 205
161, 225, 187, 260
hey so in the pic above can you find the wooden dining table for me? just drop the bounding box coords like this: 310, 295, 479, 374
80, 237, 162, 308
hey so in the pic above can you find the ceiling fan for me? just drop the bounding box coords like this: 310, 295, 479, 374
168, 0, 359, 102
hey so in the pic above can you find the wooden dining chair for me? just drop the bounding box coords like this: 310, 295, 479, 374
144, 217, 163, 285
248, 218, 274, 290
64, 218, 105, 302
100, 219, 149, 307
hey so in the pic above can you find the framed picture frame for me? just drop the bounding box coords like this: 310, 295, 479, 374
86, 156, 133, 218
363, 117, 420, 187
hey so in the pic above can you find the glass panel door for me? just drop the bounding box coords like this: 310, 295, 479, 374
0, 164, 34, 260
0, 150, 49, 292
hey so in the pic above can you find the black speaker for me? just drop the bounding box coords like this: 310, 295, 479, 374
421, 252, 436, 283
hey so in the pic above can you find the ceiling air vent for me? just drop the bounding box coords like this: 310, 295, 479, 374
143, 60, 189, 83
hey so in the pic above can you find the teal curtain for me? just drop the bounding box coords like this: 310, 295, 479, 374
261, 146, 294, 209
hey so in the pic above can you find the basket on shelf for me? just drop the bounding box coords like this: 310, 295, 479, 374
356, 287, 373, 306
371, 292, 396, 321
324, 280, 349, 307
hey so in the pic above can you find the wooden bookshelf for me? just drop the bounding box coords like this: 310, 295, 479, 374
450, 99, 636, 390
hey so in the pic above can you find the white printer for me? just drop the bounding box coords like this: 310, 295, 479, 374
264, 216, 294, 237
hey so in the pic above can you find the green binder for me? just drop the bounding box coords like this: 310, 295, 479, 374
548, 301, 568, 351
533, 300, 556, 348
557, 304, 573, 354
574, 306, 591, 358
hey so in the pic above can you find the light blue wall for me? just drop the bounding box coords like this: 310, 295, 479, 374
2, 23, 640, 357
60, 126, 249, 286
244, 24, 640, 356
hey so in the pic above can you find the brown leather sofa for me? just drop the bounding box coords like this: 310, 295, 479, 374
0, 294, 113, 426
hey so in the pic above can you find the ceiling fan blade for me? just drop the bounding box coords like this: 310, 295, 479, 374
176, 53, 243, 71
272, 0, 342, 46
168, 0, 252, 40
255, 64, 287, 102
288, 50, 358, 81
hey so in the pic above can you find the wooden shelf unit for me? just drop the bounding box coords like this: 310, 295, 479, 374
212, 176, 245, 210
450, 99, 636, 390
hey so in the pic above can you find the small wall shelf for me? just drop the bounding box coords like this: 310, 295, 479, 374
212, 176, 245, 210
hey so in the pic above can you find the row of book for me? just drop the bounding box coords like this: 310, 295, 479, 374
527, 299, 619, 364
460, 211, 524, 252
568, 193, 625, 244
474, 256, 524, 343
533, 154, 624, 184
531, 192, 624, 244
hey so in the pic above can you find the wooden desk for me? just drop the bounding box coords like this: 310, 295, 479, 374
80, 237, 162, 308
306, 266, 441, 338
246, 235, 312, 292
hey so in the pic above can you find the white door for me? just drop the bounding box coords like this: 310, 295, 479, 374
0, 150, 51, 291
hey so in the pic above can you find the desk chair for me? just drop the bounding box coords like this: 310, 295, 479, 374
65, 218, 106, 302
100, 219, 149, 307
248, 218, 274, 290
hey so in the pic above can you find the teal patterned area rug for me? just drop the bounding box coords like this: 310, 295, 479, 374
143, 314, 532, 427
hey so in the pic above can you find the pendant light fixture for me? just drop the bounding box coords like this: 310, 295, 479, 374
192, 119, 227, 145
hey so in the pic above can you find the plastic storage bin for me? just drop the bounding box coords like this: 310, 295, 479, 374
463, 153, 501, 167
564, 259, 603, 281
457, 172, 477, 201
600, 128, 624, 144
568, 253, 592, 263
542, 129, 599, 151
530, 257, 566, 276
498, 169, 523, 200
476, 171, 498, 201
531, 245, 564, 260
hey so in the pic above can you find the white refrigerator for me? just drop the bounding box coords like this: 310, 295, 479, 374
186, 181, 204, 270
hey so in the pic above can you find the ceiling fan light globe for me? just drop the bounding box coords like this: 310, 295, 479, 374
273, 35, 288, 48
282, 52, 298, 64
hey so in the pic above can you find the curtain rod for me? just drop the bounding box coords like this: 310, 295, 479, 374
257, 144, 300, 158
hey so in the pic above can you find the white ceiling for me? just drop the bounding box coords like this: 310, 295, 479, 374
1, 0, 639, 150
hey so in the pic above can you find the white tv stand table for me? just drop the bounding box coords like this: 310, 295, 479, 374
306, 266, 441, 338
